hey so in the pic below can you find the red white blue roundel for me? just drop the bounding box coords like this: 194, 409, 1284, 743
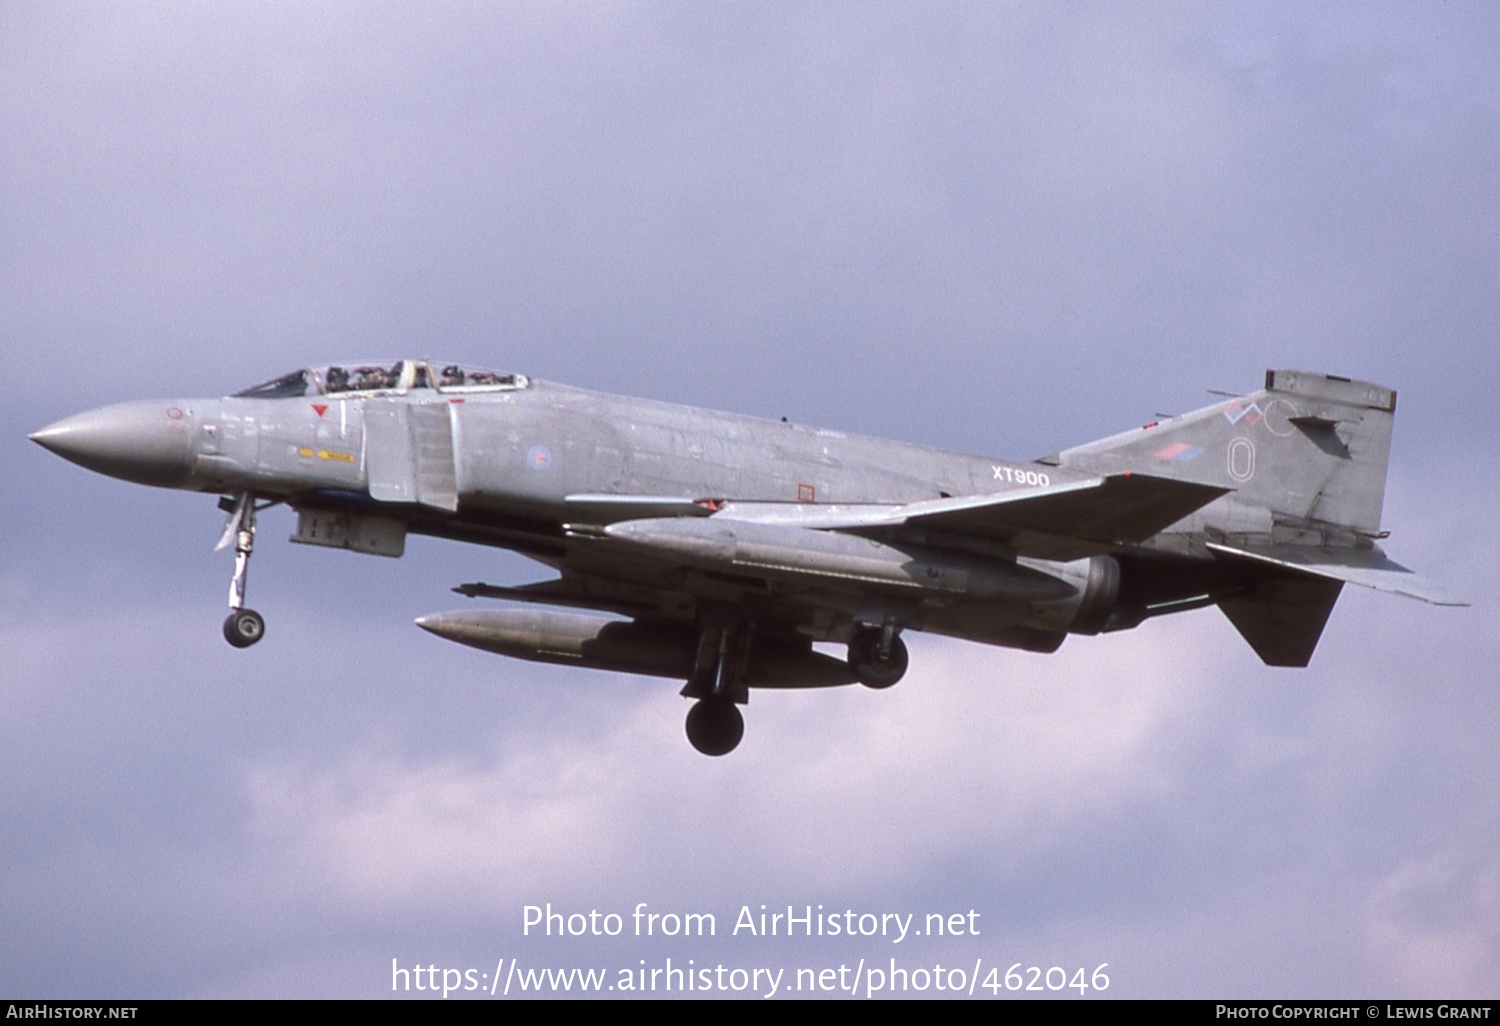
526, 444, 552, 471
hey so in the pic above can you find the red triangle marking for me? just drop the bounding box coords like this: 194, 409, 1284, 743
312, 404, 328, 417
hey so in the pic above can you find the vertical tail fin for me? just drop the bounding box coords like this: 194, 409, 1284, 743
1255, 370, 1396, 534
1056, 370, 1397, 536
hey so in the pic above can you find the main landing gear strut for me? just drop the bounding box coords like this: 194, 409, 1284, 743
682, 624, 748, 757
678, 622, 911, 756
218, 492, 269, 648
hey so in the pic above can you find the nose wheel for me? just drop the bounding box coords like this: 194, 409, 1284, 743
224, 608, 266, 648
218, 492, 268, 648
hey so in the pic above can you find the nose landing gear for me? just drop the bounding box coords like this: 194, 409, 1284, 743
217, 492, 269, 648
224, 607, 266, 648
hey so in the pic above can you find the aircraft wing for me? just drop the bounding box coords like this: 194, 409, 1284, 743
719, 472, 1229, 561
1207, 541, 1468, 606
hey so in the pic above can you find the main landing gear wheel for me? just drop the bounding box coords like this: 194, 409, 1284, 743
223, 608, 266, 648
848, 630, 909, 689
685, 699, 744, 757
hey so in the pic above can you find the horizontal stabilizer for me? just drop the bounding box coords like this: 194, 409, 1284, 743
720, 473, 1228, 561
1207, 542, 1467, 606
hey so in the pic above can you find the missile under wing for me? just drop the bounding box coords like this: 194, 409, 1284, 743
31, 361, 1463, 755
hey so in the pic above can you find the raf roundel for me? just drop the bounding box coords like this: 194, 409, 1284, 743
527, 445, 552, 471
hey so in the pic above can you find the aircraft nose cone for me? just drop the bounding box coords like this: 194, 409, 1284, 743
31, 401, 195, 487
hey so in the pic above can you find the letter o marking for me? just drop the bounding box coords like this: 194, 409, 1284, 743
1228, 437, 1255, 482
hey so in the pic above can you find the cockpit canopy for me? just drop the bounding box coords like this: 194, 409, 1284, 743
232, 360, 529, 399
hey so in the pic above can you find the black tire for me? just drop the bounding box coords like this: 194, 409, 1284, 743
223, 608, 266, 648
848, 631, 908, 689
685, 699, 744, 756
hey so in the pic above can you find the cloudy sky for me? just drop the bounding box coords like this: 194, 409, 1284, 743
2, 2, 1496, 999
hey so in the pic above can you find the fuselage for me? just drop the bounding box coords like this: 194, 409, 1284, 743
32, 360, 1130, 652
38, 369, 1085, 536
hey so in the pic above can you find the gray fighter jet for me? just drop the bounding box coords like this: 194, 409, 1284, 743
32, 361, 1462, 754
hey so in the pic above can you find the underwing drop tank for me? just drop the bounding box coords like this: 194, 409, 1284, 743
415, 608, 856, 688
